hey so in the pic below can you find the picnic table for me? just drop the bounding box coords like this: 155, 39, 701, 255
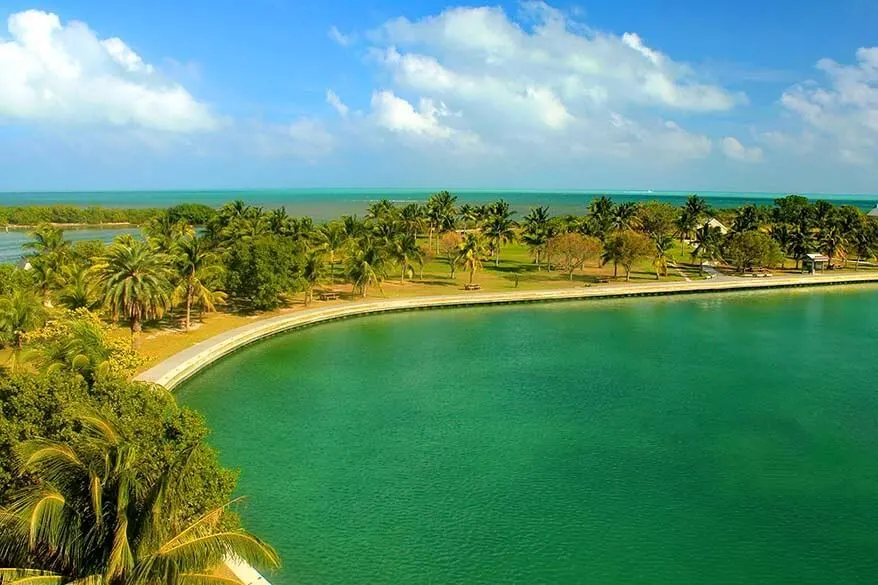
318, 291, 340, 301
463, 283, 481, 291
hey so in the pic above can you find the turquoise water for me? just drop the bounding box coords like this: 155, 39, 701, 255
0, 227, 140, 264
179, 287, 878, 584
2, 189, 877, 214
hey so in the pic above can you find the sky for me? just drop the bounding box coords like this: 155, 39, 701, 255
0, 0, 877, 193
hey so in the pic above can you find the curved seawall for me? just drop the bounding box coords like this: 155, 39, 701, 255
136, 271, 878, 391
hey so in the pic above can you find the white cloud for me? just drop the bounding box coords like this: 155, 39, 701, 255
326, 89, 349, 117
351, 3, 740, 162
0, 10, 217, 132
721, 136, 764, 163
370, 90, 455, 139
328, 25, 353, 47
780, 47, 878, 165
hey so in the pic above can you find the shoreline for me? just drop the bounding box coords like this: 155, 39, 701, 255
1, 222, 138, 230
136, 271, 878, 391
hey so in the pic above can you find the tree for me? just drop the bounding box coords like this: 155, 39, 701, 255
172, 235, 227, 332
0, 414, 280, 585
613, 230, 653, 281
732, 204, 761, 233
651, 233, 676, 279
439, 232, 463, 279
223, 236, 299, 311
300, 251, 325, 305
691, 224, 724, 273
851, 221, 877, 269
316, 222, 347, 285
818, 223, 845, 268
346, 240, 388, 297
769, 222, 793, 268
613, 202, 641, 231
545, 233, 602, 280
456, 232, 487, 285
399, 203, 426, 237
638, 202, 677, 241
426, 191, 457, 253
521, 206, 553, 270
24, 225, 68, 258
366, 199, 398, 224
684, 194, 710, 223
58, 264, 101, 311
390, 233, 424, 284
724, 231, 784, 273
586, 196, 615, 242
93, 239, 174, 348
675, 208, 698, 249
483, 202, 517, 267
144, 212, 195, 250
0, 290, 45, 370
788, 226, 815, 269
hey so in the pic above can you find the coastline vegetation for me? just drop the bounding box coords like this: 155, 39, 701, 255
1, 191, 877, 584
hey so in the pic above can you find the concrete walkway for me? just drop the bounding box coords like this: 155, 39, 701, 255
136, 271, 878, 391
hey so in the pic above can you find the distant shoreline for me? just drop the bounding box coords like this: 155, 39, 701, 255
1, 222, 138, 230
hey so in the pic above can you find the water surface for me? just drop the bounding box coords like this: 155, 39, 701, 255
179, 287, 878, 584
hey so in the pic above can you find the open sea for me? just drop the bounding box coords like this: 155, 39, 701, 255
2, 189, 877, 264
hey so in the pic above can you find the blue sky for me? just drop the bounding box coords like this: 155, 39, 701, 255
0, 0, 877, 193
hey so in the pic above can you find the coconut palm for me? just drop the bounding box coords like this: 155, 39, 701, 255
732, 204, 761, 233
651, 233, 675, 279
819, 223, 845, 268
316, 222, 347, 285
852, 224, 876, 269
28, 259, 60, 307
391, 233, 424, 284
144, 213, 195, 250
346, 241, 388, 297
601, 234, 623, 278
426, 191, 457, 253
684, 194, 710, 223
613, 202, 641, 231
456, 232, 487, 285
483, 201, 517, 267
521, 206, 553, 270
691, 224, 724, 273
41, 316, 114, 385
586, 196, 615, 242
399, 203, 426, 237
93, 240, 174, 347
172, 235, 226, 332
300, 251, 325, 305
769, 223, 793, 268
366, 199, 397, 224
0, 290, 45, 370
675, 208, 698, 248
0, 414, 280, 585
788, 226, 815, 269
24, 225, 69, 258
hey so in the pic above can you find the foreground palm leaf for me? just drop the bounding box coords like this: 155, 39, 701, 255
0, 416, 280, 585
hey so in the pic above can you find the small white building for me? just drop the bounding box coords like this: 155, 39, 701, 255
698, 218, 730, 235
803, 253, 829, 273
867, 204, 878, 220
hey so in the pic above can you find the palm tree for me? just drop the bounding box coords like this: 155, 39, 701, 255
484, 201, 517, 267
601, 234, 623, 278
521, 206, 553, 270
41, 316, 114, 386
769, 223, 793, 268
652, 233, 675, 279
732, 204, 761, 233
300, 251, 325, 305
691, 224, 724, 273
24, 224, 69, 258
316, 222, 347, 285
426, 191, 457, 253
58, 264, 101, 310
399, 203, 426, 238
586, 196, 615, 242
144, 212, 195, 250
789, 226, 815, 270
456, 232, 487, 285
613, 202, 640, 231
0, 414, 280, 585
852, 225, 875, 270
29, 259, 60, 307
684, 194, 710, 223
675, 208, 698, 249
391, 233, 424, 284
366, 199, 397, 224
0, 290, 45, 370
94, 239, 174, 347
819, 223, 845, 268
172, 235, 226, 332
346, 241, 388, 297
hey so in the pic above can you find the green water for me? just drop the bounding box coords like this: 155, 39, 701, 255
179, 287, 878, 584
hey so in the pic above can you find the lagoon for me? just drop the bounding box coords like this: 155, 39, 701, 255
179, 287, 878, 584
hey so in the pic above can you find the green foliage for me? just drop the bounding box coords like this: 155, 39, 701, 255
724, 231, 784, 272
0, 205, 160, 226
224, 235, 300, 310
167, 203, 218, 225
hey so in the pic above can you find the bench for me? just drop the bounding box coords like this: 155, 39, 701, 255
463, 283, 481, 291
318, 291, 340, 301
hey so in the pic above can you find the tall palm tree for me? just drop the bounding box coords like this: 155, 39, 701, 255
819, 223, 845, 268
675, 208, 698, 249
41, 316, 114, 386
94, 239, 174, 347
484, 201, 517, 267
684, 194, 710, 223
789, 226, 815, 270
651, 233, 675, 279
391, 233, 425, 284
316, 222, 347, 285
24, 224, 68, 258
732, 204, 761, 233
0, 290, 45, 370
144, 212, 195, 250
691, 224, 724, 273
0, 415, 280, 585
456, 232, 487, 285
426, 191, 457, 253
613, 202, 641, 231
852, 225, 876, 270
346, 241, 388, 297
769, 223, 793, 268
399, 203, 426, 238
300, 251, 325, 305
601, 234, 623, 278
521, 206, 553, 270
172, 235, 226, 332
586, 196, 615, 242
366, 199, 397, 224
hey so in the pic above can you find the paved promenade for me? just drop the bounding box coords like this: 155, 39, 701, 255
136, 271, 878, 390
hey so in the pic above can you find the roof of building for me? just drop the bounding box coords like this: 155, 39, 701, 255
867, 205, 878, 217
805, 253, 830, 262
